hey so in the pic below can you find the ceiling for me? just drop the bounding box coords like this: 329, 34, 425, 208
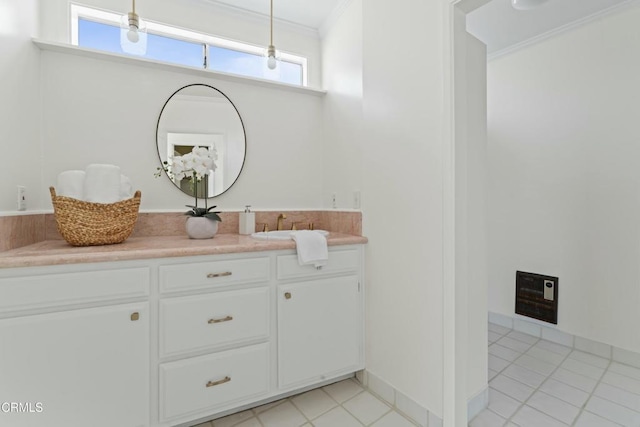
466, 0, 632, 55
205, 0, 633, 50
208, 0, 347, 30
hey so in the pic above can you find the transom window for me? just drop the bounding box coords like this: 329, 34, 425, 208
71, 5, 308, 86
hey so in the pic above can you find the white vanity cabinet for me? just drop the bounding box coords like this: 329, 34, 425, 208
0, 265, 151, 427
155, 246, 364, 426
0, 243, 364, 427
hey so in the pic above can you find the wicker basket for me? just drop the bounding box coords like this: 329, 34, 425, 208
49, 187, 142, 246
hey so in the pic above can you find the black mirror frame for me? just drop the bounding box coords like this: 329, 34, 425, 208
155, 83, 247, 199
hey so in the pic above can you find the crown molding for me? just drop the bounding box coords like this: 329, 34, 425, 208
488, 0, 639, 61
319, 0, 354, 39
199, 0, 320, 38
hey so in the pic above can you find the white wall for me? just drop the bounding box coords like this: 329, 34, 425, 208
456, 28, 488, 406
487, 5, 640, 353
0, 0, 42, 212
0, 0, 325, 213
361, 0, 445, 417
39, 0, 322, 88
39, 50, 324, 211
321, 0, 363, 209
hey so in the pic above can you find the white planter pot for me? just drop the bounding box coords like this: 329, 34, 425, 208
185, 217, 219, 239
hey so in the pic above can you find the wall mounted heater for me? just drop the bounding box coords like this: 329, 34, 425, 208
515, 271, 558, 324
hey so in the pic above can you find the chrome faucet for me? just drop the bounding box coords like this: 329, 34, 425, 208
276, 213, 287, 231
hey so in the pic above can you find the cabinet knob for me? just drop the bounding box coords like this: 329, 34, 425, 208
284, 292, 292, 300
130, 312, 140, 321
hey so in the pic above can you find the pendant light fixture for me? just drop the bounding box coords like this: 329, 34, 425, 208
266, 0, 279, 70
511, 0, 549, 10
125, 0, 140, 42
120, 0, 147, 54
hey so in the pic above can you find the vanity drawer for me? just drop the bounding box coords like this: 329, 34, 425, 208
0, 267, 150, 314
160, 287, 269, 357
159, 256, 270, 293
160, 343, 269, 421
277, 248, 360, 280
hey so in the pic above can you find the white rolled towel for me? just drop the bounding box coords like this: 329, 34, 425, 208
56, 170, 85, 200
120, 175, 133, 200
83, 164, 122, 203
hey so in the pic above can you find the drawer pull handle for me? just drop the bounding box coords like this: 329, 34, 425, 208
130, 312, 140, 321
206, 376, 231, 388
284, 292, 292, 300
208, 315, 233, 324
207, 271, 232, 279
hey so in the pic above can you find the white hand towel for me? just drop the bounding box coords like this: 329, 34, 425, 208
120, 174, 133, 200
291, 230, 329, 268
83, 164, 121, 203
56, 170, 85, 200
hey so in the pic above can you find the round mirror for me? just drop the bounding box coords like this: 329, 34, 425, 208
156, 84, 246, 198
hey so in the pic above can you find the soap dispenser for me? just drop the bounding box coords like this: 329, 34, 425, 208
239, 205, 255, 235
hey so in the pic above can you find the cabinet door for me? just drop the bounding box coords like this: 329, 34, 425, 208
0, 303, 149, 427
278, 275, 362, 388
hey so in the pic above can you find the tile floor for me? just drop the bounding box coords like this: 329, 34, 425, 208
470, 323, 640, 426
192, 322, 640, 427
193, 378, 419, 427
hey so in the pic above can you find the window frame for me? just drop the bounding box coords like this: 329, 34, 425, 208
70, 4, 308, 86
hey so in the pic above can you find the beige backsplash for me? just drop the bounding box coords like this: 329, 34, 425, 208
0, 215, 46, 252
1, 210, 362, 252
128, 210, 362, 237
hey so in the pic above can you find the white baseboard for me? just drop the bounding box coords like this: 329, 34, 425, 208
489, 311, 640, 368
358, 370, 486, 426
467, 387, 489, 421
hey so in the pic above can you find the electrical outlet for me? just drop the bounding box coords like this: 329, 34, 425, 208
353, 190, 361, 209
331, 193, 337, 209
17, 186, 26, 211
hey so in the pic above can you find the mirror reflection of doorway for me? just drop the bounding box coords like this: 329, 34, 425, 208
167, 133, 225, 198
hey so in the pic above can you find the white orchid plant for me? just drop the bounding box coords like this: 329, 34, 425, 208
156, 146, 222, 221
